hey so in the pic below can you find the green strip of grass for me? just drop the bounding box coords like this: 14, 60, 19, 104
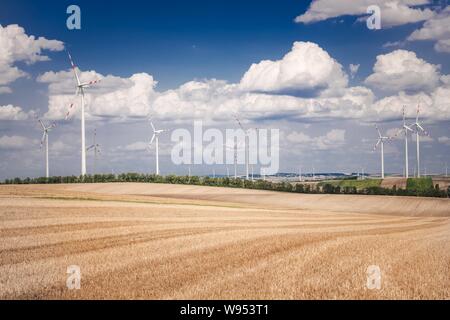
319, 179, 381, 189
407, 177, 434, 192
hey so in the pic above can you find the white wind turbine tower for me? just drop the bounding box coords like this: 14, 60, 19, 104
87, 129, 101, 175
225, 143, 237, 179
149, 120, 168, 175
234, 116, 257, 180
38, 118, 56, 178
373, 125, 391, 179
403, 107, 414, 178
224, 139, 244, 179
65, 51, 101, 177
396, 106, 414, 178
410, 103, 429, 178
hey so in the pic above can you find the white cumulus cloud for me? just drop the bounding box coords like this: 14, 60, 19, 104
286, 129, 346, 150
295, 0, 434, 28
239, 42, 348, 94
38, 69, 157, 120
407, 6, 450, 53
0, 24, 64, 93
0, 104, 33, 120
365, 50, 441, 92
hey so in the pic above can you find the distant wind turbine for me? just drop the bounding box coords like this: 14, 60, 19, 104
37, 118, 56, 178
224, 139, 244, 179
87, 129, 101, 175
410, 103, 430, 178
65, 51, 101, 176
148, 120, 168, 175
373, 125, 392, 179
234, 115, 257, 180
395, 106, 414, 178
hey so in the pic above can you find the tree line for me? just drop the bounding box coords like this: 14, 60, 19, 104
2, 173, 449, 198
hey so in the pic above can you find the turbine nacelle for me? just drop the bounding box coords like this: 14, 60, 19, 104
64, 51, 101, 121
372, 125, 392, 151
411, 103, 430, 137
37, 118, 56, 149
148, 120, 169, 148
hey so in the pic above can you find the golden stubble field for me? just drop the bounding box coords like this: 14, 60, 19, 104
0, 183, 449, 299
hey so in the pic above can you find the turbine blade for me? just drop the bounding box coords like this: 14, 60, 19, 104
402, 105, 407, 125
81, 79, 101, 87
416, 103, 420, 123
150, 121, 155, 132
149, 134, 156, 145
373, 139, 381, 151
375, 125, 382, 138
392, 128, 403, 139
40, 133, 46, 149
38, 119, 45, 130
64, 88, 81, 120
47, 122, 57, 131
87, 145, 95, 151
67, 51, 81, 86
65, 102, 76, 120
234, 115, 245, 131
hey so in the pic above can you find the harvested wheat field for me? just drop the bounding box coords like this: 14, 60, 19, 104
0, 183, 449, 300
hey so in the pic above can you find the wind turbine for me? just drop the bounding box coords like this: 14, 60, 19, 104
149, 120, 168, 175
65, 51, 101, 177
396, 107, 414, 178
234, 116, 259, 180
87, 129, 101, 176
373, 125, 392, 179
224, 139, 244, 179
410, 103, 429, 178
37, 118, 56, 178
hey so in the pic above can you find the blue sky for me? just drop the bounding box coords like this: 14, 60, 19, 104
0, 0, 449, 178
3, 0, 447, 90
